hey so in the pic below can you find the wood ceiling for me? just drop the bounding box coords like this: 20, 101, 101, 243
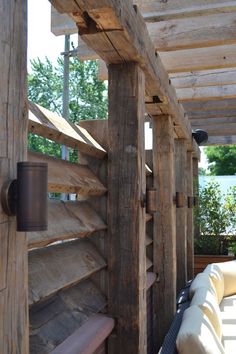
51, 0, 236, 146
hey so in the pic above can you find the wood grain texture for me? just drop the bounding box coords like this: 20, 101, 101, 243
108, 63, 147, 354
28, 151, 107, 196
28, 101, 106, 159
148, 12, 236, 51
177, 84, 236, 102
29, 239, 106, 306
183, 98, 236, 111
30, 280, 107, 354
206, 135, 236, 145
194, 255, 234, 276
28, 200, 107, 249
187, 152, 194, 280
152, 115, 176, 350
134, 0, 236, 21
160, 44, 236, 73
0, 0, 29, 352
175, 139, 188, 292
51, 314, 114, 354
193, 158, 200, 239
51, 0, 192, 141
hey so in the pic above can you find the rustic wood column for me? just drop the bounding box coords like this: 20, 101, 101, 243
0, 1, 29, 353
152, 115, 176, 350
108, 63, 147, 354
175, 139, 187, 292
187, 152, 194, 280
193, 157, 200, 239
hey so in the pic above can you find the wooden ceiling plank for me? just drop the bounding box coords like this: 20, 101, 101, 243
191, 124, 236, 136
177, 84, 236, 102
190, 116, 236, 126
170, 68, 236, 89
188, 109, 236, 119
205, 135, 236, 145
147, 13, 236, 52
183, 99, 236, 111
160, 44, 236, 73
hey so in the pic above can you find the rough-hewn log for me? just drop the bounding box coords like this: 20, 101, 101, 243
0, 1, 28, 352
28, 151, 107, 196
152, 115, 176, 350
175, 139, 188, 292
28, 200, 107, 249
108, 63, 147, 354
30, 280, 107, 354
29, 239, 106, 306
28, 101, 106, 159
50, 0, 192, 141
187, 152, 194, 280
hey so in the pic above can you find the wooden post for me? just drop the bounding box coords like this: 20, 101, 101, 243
193, 157, 200, 239
187, 152, 194, 280
152, 115, 176, 350
175, 139, 187, 293
0, 1, 29, 353
108, 62, 147, 354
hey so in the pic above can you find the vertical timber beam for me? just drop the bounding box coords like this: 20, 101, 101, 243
0, 1, 29, 353
108, 63, 147, 354
187, 152, 194, 280
193, 157, 200, 239
152, 115, 176, 350
175, 139, 187, 293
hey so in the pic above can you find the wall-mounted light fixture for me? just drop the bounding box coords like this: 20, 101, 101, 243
1, 162, 48, 232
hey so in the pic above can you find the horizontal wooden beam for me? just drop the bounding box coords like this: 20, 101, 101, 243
28, 200, 107, 249
188, 109, 236, 119
51, 0, 192, 141
29, 102, 106, 159
29, 239, 106, 306
28, 151, 107, 196
160, 44, 236, 73
147, 12, 236, 52
30, 280, 107, 352
177, 84, 236, 102
205, 135, 236, 145
134, 0, 236, 21
51, 315, 115, 354
170, 68, 236, 89
183, 98, 236, 111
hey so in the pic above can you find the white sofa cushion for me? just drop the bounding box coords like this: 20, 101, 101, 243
214, 261, 236, 297
189, 273, 217, 299
204, 264, 224, 303
191, 287, 222, 339
176, 305, 225, 354
219, 295, 236, 354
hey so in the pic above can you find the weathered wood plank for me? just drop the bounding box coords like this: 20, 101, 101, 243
108, 63, 147, 354
206, 135, 236, 145
193, 124, 236, 136
193, 158, 200, 239
147, 12, 236, 51
30, 280, 107, 354
29, 239, 106, 306
28, 101, 106, 159
152, 115, 176, 350
187, 153, 194, 280
0, 0, 29, 352
135, 0, 236, 21
51, 315, 114, 354
160, 44, 236, 73
188, 109, 236, 119
190, 116, 236, 126
28, 151, 107, 196
170, 68, 236, 89
183, 98, 236, 111
175, 139, 188, 292
177, 84, 236, 102
50, 0, 192, 141
28, 200, 107, 249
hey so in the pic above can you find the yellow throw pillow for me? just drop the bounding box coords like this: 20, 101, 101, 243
190, 287, 222, 339
176, 306, 225, 354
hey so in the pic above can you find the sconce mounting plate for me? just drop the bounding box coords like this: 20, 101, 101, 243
1, 180, 17, 216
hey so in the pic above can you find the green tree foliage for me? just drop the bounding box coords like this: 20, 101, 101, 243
28, 57, 108, 160
204, 146, 236, 175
